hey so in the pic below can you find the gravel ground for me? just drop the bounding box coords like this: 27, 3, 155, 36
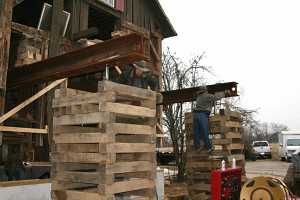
246, 160, 292, 180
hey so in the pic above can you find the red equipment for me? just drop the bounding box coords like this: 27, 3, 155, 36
211, 168, 242, 200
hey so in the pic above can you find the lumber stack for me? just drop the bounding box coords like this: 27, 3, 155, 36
185, 110, 245, 199
51, 80, 157, 200
185, 113, 219, 200
15, 38, 43, 67
209, 110, 246, 178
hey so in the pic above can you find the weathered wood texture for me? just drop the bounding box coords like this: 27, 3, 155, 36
51, 80, 157, 200
0, 0, 13, 145
185, 111, 245, 199
185, 113, 213, 200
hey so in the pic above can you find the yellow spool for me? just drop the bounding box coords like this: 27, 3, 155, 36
240, 177, 290, 200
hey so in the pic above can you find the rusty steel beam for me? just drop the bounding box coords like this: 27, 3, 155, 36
160, 82, 238, 105
7, 33, 149, 89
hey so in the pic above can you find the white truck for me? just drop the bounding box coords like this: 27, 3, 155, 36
278, 131, 300, 161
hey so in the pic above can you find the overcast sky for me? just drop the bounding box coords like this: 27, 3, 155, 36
159, 0, 300, 130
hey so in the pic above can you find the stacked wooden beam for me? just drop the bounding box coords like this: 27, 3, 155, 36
185, 113, 219, 200
14, 38, 43, 67
210, 111, 246, 178
185, 111, 245, 199
51, 80, 157, 200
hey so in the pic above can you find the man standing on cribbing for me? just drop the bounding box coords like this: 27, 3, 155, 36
193, 86, 227, 152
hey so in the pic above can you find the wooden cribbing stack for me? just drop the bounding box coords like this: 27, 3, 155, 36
210, 110, 246, 178
185, 113, 217, 200
51, 80, 157, 200
185, 110, 245, 200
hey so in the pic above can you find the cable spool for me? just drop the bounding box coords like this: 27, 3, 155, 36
240, 177, 292, 200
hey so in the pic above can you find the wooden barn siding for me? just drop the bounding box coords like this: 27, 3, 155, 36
123, 0, 158, 33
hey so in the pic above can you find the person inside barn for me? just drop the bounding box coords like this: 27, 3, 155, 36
193, 87, 227, 152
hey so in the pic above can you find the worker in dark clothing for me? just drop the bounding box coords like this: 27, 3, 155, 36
193, 87, 226, 151
4, 146, 25, 181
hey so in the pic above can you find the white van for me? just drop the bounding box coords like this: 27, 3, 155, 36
278, 131, 300, 161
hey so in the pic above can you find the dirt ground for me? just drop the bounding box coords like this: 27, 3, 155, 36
246, 160, 292, 180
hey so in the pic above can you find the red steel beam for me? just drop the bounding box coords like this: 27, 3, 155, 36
7, 33, 149, 89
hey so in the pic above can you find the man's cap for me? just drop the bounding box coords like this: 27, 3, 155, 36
196, 86, 207, 94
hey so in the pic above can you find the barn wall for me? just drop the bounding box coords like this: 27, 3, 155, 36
123, 0, 160, 34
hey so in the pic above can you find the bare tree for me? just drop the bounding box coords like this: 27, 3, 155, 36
161, 49, 211, 181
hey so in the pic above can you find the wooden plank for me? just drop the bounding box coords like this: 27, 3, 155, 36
56, 143, 99, 153
0, 0, 13, 124
55, 171, 99, 184
54, 133, 110, 144
54, 125, 101, 134
126, 0, 133, 22
51, 152, 106, 163
54, 163, 98, 172
12, 22, 48, 39
52, 92, 112, 108
0, 179, 50, 187
227, 143, 244, 150
212, 139, 231, 145
150, 40, 161, 61
52, 180, 95, 190
99, 80, 156, 100
53, 91, 115, 108
0, 79, 66, 124
106, 179, 154, 194
112, 123, 154, 135
188, 183, 211, 192
53, 190, 105, 200
225, 132, 242, 139
0, 126, 47, 134
49, 0, 64, 57
103, 102, 156, 118
79, 1, 89, 31
107, 143, 155, 153
108, 161, 154, 174
53, 112, 106, 125
225, 121, 241, 128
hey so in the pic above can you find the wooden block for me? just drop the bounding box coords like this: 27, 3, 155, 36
54, 163, 98, 172
104, 179, 155, 194
188, 183, 211, 192
53, 126, 101, 134
225, 121, 241, 128
107, 143, 155, 153
54, 171, 99, 184
98, 81, 156, 101
54, 133, 111, 144
56, 143, 99, 153
112, 123, 155, 135
225, 132, 242, 139
52, 92, 115, 108
227, 143, 244, 150
107, 161, 154, 174
53, 112, 109, 126
53, 190, 105, 200
102, 102, 156, 118
212, 138, 231, 145
51, 152, 107, 163
52, 180, 95, 191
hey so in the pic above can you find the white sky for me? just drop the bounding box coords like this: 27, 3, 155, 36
159, 0, 300, 130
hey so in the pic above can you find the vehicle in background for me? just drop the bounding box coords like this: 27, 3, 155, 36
252, 141, 272, 159
278, 131, 300, 161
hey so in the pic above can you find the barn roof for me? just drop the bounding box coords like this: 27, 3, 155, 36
152, 0, 177, 38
